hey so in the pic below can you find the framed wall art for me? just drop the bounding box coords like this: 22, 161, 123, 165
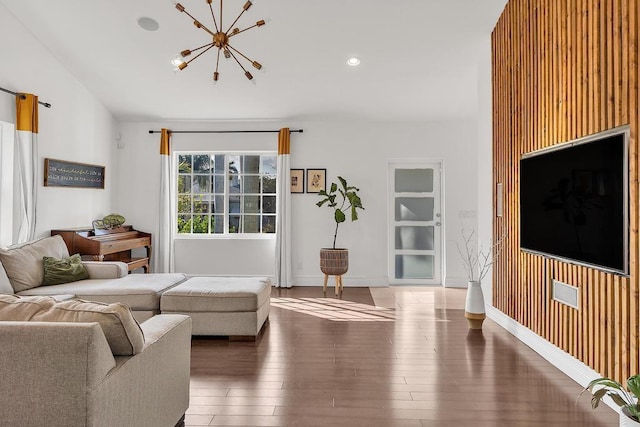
44, 158, 105, 189
290, 169, 304, 194
306, 168, 326, 193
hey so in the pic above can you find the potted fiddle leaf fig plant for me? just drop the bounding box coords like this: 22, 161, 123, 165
316, 176, 364, 293
580, 374, 640, 426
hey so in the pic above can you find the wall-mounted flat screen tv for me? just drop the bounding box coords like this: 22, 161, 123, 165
520, 126, 629, 275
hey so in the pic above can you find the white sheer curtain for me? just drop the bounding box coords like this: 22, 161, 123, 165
154, 128, 175, 273
274, 128, 292, 287
15, 94, 38, 243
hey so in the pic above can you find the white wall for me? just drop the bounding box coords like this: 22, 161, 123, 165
0, 5, 118, 239
477, 35, 495, 304
117, 119, 479, 286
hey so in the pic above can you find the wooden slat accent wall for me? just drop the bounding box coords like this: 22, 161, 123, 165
492, 0, 639, 383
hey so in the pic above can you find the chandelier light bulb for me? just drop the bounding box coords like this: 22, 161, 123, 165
171, 55, 186, 67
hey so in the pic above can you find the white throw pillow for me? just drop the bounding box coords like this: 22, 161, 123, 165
0, 235, 70, 292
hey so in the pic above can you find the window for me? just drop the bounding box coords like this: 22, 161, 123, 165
176, 153, 277, 235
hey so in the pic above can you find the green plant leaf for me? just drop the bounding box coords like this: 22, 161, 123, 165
338, 176, 347, 190
318, 189, 327, 196
335, 209, 346, 223
591, 388, 608, 409
316, 200, 329, 207
608, 393, 627, 408
330, 182, 337, 193
587, 378, 624, 392
627, 375, 640, 398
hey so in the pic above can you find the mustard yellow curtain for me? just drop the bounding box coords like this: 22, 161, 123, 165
15, 93, 39, 243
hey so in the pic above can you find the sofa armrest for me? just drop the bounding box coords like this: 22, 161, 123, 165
82, 261, 128, 279
0, 321, 116, 426
88, 315, 192, 427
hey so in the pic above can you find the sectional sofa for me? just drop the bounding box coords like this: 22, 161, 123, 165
0, 235, 193, 426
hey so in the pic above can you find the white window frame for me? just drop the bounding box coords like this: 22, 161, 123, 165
173, 151, 277, 239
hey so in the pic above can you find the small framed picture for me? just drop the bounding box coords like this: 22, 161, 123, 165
290, 169, 304, 194
306, 168, 326, 193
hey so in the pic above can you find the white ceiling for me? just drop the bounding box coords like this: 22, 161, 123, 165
2, 0, 507, 122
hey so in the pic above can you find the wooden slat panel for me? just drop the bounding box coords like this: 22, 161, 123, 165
492, 0, 638, 384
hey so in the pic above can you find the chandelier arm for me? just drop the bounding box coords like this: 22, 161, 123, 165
219, 0, 223, 35
225, 47, 250, 74
228, 22, 264, 38
208, 1, 220, 33
185, 43, 216, 65
178, 6, 217, 37
225, 9, 247, 34
188, 42, 215, 53
226, 44, 256, 65
215, 48, 221, 74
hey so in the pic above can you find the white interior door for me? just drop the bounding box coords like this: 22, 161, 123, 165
388, 161, 442, 285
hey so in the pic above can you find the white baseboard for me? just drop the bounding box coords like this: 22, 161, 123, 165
486, 305, 620, 414
293, 275, 389, 287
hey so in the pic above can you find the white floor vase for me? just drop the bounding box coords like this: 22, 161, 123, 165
464, 280, 486, 329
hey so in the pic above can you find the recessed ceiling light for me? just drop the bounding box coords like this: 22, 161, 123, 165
347, 57, 361, 67
138, 17, 159, 32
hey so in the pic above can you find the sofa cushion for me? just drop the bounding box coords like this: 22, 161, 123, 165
18, 273, 188, 311
0, 294, 56, 320
0, 263, 13, 294
0, 235, 70, 292
33, 299, 145, 356
42, 254, 89, 286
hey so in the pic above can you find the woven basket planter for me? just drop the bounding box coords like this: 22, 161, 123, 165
320, 248, 349, 276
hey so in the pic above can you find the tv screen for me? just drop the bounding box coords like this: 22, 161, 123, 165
519, 126, 629, 275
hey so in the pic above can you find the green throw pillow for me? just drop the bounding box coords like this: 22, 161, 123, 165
42, 254, 89, 286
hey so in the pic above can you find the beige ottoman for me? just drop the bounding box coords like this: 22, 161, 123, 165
160, 276, 271, 340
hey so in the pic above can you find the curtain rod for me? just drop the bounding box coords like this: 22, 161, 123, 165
0, 87, 52, 108
148, 129, 303, 134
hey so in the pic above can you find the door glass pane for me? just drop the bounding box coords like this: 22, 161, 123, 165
395, 226, 434, 250
395, 169, 434, 193
395, 255, 434, 279
395, 197, 434, 221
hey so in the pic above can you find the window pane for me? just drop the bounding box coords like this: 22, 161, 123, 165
242, 176, 260, 193
192, 175, 210, 194
263, 196, 276, 213
212, 195, 224, 214
244, 196, 260, 213
213, 175, 225, 193
229, 195, 240, 214
243, 215, 260, 233
193, 155, 211, 173
192, 215, 209, 233
177, 176, 191, 194
228, 173, 241, 194
228, 156, 240, 173
212, 155, 225, 173
243, 156, 260, 173
178, 155, 192, 173
262, 175, 276, 194
261, 156, 277, 174
211, 215, 224, 234
262, 216, 276, 233
229, 215, 240, 233
177, 215, 192, 233
177, 195, 191, 213
193, 198, 210, 213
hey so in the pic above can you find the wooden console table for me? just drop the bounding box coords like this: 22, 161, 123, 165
51, 226, 151, 273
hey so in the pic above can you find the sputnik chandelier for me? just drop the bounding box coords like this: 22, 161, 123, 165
172, 0, 266, 82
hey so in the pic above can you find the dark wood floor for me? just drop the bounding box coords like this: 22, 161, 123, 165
186, 286, 618, 426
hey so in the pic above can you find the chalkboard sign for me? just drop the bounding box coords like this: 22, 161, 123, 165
44, 158, 105, 189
